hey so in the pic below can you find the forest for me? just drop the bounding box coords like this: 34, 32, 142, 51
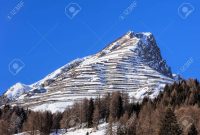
0, 79, 200, 135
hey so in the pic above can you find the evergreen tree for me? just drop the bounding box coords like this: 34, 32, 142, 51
52, 112, 62, 134
188, 124, 198, 135
159, 108, 183, 135
87, 98, 94, 128
116, 95, 123, 120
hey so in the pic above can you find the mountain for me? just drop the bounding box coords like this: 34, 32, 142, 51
3, 31, 175, 113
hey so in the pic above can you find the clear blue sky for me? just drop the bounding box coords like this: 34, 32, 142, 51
0, 0, 200, 95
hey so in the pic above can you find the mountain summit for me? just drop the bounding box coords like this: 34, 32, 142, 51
3, 31, 174, 113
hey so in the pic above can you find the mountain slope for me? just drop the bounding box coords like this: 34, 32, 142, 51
3, 31, 174, 113
5, 83, 32, 100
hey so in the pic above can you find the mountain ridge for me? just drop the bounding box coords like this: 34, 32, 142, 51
3, 31, 175, 112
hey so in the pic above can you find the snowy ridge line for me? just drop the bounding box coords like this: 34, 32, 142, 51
3, 31, 175, 112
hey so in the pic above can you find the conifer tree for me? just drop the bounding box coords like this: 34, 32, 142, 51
159, 108, 183, 135
116, 95, 123, 120
52, 112, 62, 134
87, 98, 94, 128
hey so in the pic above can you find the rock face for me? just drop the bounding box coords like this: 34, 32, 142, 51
3, 31, 174, 113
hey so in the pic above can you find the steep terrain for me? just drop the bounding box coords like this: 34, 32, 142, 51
3, 31, 174, 113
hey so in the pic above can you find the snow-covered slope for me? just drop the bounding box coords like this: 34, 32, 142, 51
31, 58, 84, 88
15, 123, 108, 135
3, 31, 175, 112
4, 83, 32, 100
